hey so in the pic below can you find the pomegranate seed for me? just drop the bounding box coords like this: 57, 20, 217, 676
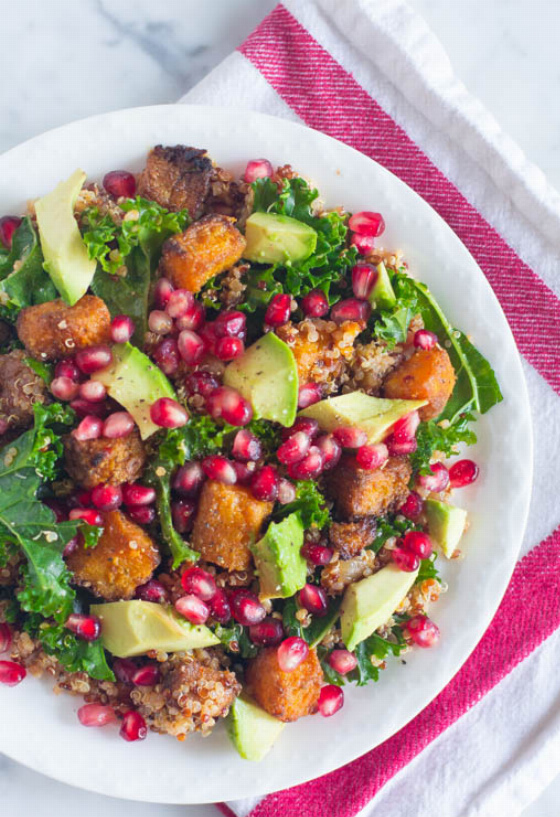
78, 703, 118, 727
175, 595, 210, 625
244, 159, 273, 183
127, 506, 156, 525
287, 446, 324, 479
406, 615, 440, 648
150, 397, 188, 429
214, 310, 246, 339
0, 661, 26, 686
202, 455, 237, 485
166, 289, 195, 319
231, 591, 266, 627
328, 649, 357, 675
122, 484, 156, 507
391, 411, 420, 443
120, 710, 147, 742
91, 484, 122, 511
152, 337, 180, 376
265, 293, 292, 327
414, 329, 438, 350
103, 411, 135, 439
177, 330, 205, 366
391, 547, 420, 572
131, 665, 160, 686
314, 434, 342, 470
333, 426, 368, 448
399, 491, 424, 520
0, 418, 10, 435
111, 315, 135, 344
148, 310, 173, 335
181, 566, 217, 601
385, 435, 418, 456
75, 345, 113, 375
402, 530, 433, 559
277, 478, 297, 504
175, 300, 205, 332
234, 460, 256, 484
356, 442, 389, 470
0, 216, 22, 249
103, 170, 136, 198
68, 508, 103, 526
298, 383, 322, 409
352, 263, 377, 299
171, 499, 196, 533
299, 583, 328, 616
249, 617, 284, 646
303, 543, 333, 566
277, 431, 311, 464
55, 359, 81, 382
113, 658, 138, 684
207, 386, 253, 426
318, 685, 344, 717
232, 430, 262, 462
209, 588, 232, 624
449, 459, 479, 488
73, 489, 93, 508
417, 462, 450, 493
350, 233, 376, 255
0, 623, 12, 653
135, 579, 169, 603
199, 323, 218, 355
348, 211, 385, 237
277, 636, 309, 672
154, 277, 174, 310
331, 298, 371, 324
50, 376, 80, 401
186, 371, 219, 398
215, 335, 244, 361
70, 398, 109, 419
65, 613, 101, 641
63, 535, 80, 559
250, 465, 278, 501
173, 462, 205, 497
44, 498, 68, 522
79, 380, 107, 403
282, 417, 320, 440
301, 289, 329, 317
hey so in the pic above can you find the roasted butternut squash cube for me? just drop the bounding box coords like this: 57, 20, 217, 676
276, 318, 362, 387
66, 510, 160, 601
160, 214, 246, 293
328, 518, 377, 560
191, 481, 273, 572
63, 430, 146, 489
246, 646, 323, 722
324, 454, 411, 519
137, 145, 213, 218
16, 295, 111, 361
382, 347, 455, 420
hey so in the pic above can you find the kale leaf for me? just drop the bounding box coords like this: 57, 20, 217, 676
369, 514, 419, 553
411, 414, 477, 475
282, 595, 341, 647
320, 629, 407, 687
273, 479, 330, 530
214, 622, 259, 659
24, 617, 114, 681
0, 217, 57, 315
416, 554, 440, 584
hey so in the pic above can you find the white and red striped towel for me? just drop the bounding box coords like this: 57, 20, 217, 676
181, 2, 560, 815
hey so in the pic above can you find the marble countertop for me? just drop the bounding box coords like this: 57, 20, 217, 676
1, 1, 559, 816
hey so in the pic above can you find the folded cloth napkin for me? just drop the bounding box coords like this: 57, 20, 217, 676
181, 2, 560, 815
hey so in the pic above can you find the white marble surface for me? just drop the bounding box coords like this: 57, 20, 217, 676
1, 1, 560, 815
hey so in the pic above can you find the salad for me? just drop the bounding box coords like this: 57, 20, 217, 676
0, 146, 502, 759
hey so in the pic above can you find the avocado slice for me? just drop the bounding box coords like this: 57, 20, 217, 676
369, 261, 396, 310
90, 600, 219, 658
92, 342, 176, 439
298, 392, 427, 444
243, 212, 317, 264
340, 563, 418, 651
425, 498, 467, 558
251, 513, 306, 600
227, 694, 285, 761
223, 332, 298, 427
35, 169, 97, 306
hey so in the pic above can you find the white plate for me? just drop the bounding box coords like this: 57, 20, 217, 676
0, 105, 532, 804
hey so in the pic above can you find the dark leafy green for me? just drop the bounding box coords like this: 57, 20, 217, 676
24, 357, 54, 384
416, 554, 440, 585
29, 402, 76, 482
214, 622, 259, 659
273, 480, 330, 530
0, 218, 57, 315
319, 629, 407, 687
282, 596, 341, 647
369, 514, 418, 553
411, 414, 477, 475
24, 617, 114, 681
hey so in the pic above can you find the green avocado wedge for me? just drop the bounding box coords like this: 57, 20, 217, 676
425, 498, 467, 558
91, 600, 219, 658
35, 169, 97, 305
369, 261, 397, 310
227, 695, 286, 761
243, 212, 317, 265
92, 342, 176, 439
340, 563, 418, 651
223, 332, 298, 426
298, 391, 427, 444
251, 513, 306, 600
